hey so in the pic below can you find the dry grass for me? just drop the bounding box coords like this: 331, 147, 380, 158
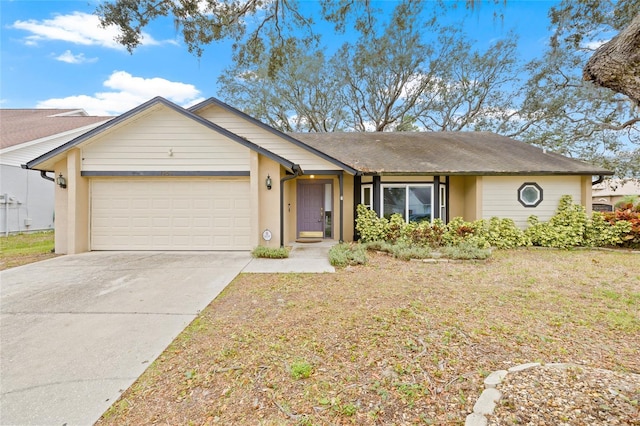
0, 231, 56, 270
98, 249, 640, 425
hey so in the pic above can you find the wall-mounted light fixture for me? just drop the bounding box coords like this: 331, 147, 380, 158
266, 174, 272, 190
56, 173, 67, 189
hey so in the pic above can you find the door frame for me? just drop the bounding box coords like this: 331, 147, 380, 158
296, 179, 333, 239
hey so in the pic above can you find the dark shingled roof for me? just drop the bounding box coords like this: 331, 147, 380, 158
0, 109, 112, 149
289, 132, 613, 176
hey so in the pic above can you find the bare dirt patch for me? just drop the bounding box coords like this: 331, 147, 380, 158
98, 249, 639, 425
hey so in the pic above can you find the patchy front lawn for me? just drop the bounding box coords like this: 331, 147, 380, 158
98, 249, 639, 425
0, 231, 56, 270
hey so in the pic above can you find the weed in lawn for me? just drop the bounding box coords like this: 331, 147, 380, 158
290, 360, 313, 380
96, 249, 640, 426
605, 310, 640, 332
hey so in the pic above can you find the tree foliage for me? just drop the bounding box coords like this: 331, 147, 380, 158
219, 1, 523, 133
96, 0, 640, 178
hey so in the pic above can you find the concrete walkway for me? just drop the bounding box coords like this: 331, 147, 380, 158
243, 240, 337, 273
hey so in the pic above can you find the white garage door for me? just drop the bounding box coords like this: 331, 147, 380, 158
91, 178, 251, 250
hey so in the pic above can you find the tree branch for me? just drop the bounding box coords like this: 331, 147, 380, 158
584, 12, 640, 105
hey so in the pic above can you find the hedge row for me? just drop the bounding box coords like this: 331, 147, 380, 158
355, 195, 639, 250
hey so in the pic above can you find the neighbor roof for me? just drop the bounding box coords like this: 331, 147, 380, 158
291, 132, 613, 176
0, 109, 112, 149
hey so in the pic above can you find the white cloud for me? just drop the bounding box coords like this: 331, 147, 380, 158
11, 12, 162, 49
583, 39, 609, 50
36, 71, 205, 116
54, 50, 98, 64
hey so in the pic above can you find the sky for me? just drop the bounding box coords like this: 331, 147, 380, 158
0, 0, 560, 117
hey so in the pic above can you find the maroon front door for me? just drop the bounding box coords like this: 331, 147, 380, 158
297, 182, 325, 238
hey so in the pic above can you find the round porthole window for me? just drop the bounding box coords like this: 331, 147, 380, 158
517, 182, 543, 207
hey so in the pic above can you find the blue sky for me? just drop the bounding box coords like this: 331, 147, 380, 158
1, 1, 559, 116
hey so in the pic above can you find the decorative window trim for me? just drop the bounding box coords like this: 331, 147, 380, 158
517, 182, 543, 208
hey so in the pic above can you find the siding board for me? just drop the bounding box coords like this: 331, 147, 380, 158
197, 106, 340, 171
482, 176, 581, 228
82, 106, 250, 172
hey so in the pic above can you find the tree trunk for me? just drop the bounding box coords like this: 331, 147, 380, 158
583, 12, 640, 104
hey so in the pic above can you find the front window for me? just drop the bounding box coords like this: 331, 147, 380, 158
361, 184, 373, 210
382, 184, 432, 222
518, 182, 543, 207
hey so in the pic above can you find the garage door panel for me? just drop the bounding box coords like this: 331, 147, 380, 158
91, 179, 250, 250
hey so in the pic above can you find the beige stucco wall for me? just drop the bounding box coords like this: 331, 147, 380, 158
53, 149, 89, 254
257, 155, 282, 248
53, 159, 68, 254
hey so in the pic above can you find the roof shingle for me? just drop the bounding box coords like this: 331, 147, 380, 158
290, 132, 612, 176
0, 109, 112, 149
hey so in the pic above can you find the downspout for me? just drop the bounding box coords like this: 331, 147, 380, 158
40, 171, 55, 182
280, 165, 302, 248
592, 175, 605, 186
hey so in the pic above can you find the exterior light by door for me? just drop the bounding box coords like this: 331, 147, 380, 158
56, 173, 67, 189
266, 174, 272, 190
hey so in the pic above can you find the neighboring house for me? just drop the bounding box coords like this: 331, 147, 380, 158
1, 109, 111, 235
592, 179, 640, 209
24, 97, 612, 254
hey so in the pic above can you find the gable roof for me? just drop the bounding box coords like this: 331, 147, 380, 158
25, 97, 297, 172
0, 109, 112, 149
291, 132, 613, 176
189, 98, 358, 174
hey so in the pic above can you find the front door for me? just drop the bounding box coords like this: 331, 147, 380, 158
297, 181, 326, 238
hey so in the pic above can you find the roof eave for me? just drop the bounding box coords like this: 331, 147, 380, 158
25, 97, 297, 173
190, 98, 358, 175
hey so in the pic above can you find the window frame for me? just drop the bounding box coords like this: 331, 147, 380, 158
517, 182, 543, 208
381, 183, 434, 223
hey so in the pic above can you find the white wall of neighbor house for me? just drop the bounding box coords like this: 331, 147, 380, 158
482, 175, 583, 228
0, 165, 55, 234
196, 105, 340, 171
82, 105, 251, 172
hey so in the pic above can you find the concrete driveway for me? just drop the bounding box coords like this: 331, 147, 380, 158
0, 251, 251, 426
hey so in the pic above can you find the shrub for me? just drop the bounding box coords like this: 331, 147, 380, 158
390, 243, 432, 261
252, 246, 289, 258
586, 212, 632, 247
484, 217, 530, 249
355, 204, 388, 242
362, 240, 394, 253
440, 240, 491, 260
524, 195, 588, 248
603, 207, 640, 248
403, 218, 447, 248
329, 243, 368, 267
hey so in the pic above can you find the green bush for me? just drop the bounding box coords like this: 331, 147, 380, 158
329, 243, 368, 267
440, 240, 492, 260
362, 240, 395, 253
252, 246, 289, 259
585, 212, 632, 247
355, 204, 388, 243
390, 243, 432, 261
354, 195, 637, 256
484, 217, 530, 249
524, 195, 588, 248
